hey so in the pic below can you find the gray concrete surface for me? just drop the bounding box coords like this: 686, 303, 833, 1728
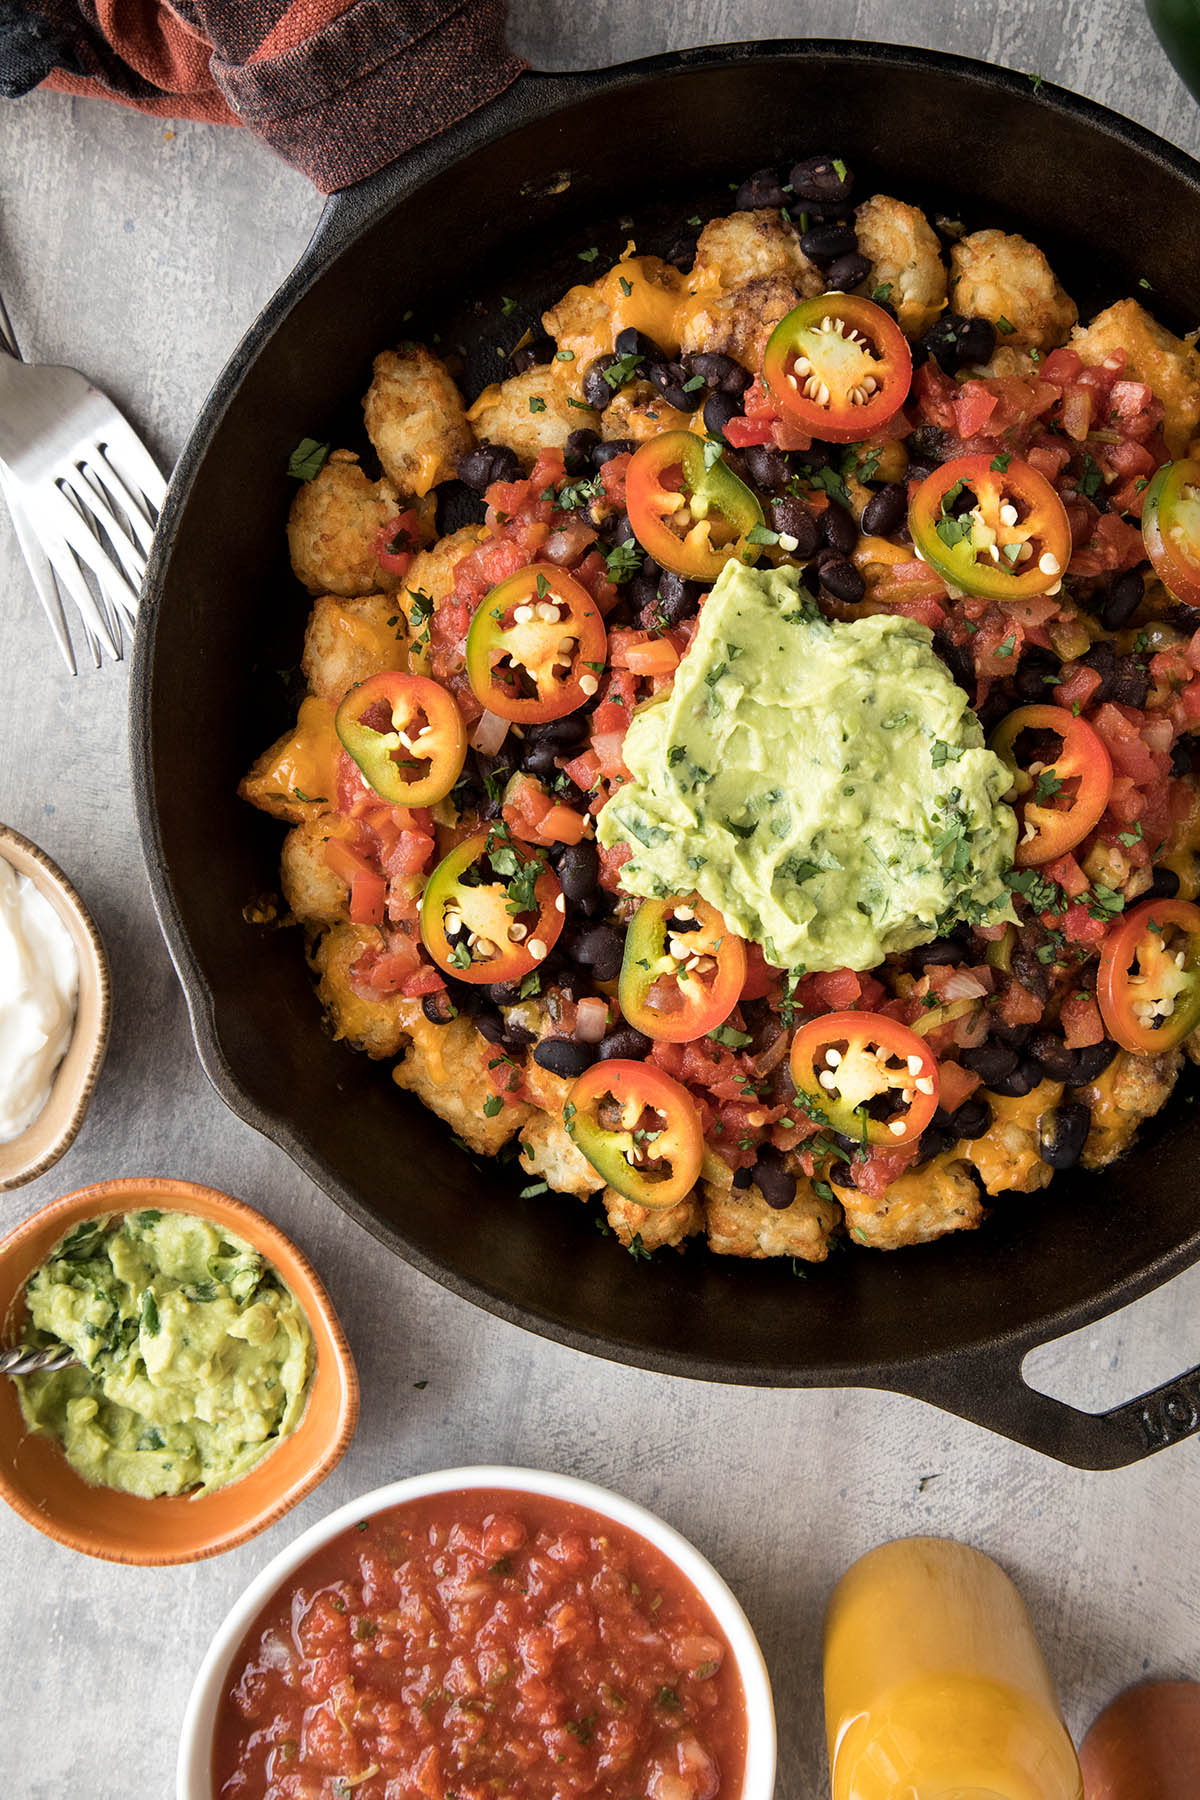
1, 4, 1198, 1795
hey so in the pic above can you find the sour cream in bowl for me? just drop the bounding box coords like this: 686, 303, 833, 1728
0, 825, 110, 1190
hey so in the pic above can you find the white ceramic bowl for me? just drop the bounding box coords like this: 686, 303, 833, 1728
178, 1464, 777, 1800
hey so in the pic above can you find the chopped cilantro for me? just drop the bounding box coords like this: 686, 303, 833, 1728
605, 540, 643, 583
995, 634, 1016, 658
1079, 453, 1103, 500
626, 1234, 652, 1261
995, 315, 1016, 334
708, 1023, 753, 1049
990, 451, 1012, 473
577, 246, 600, 263
500, 295, 517, 316
931, 739, 965, 768
870, 281, 893, 304
528, 394, 547, 413
618, 275, 633, 296
287, 437, 329, 481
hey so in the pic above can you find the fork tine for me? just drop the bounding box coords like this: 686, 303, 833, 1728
34, 511, 122, 659
64, 467, 148, 591
40, 480, 140, 616
0, 467, 77, 674
86, 453, 156, 558
97, 414, 166, 515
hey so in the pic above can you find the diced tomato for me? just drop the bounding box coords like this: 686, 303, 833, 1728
1108, 379, 1162, 441
399, 965, 445, 998
937, 1058, 982, 1113
350, 933, 421, 996
998, 978, 1044, 1026
610, 629, 681, 677
849, 1145, 920, 1197
1040, 347, 1085, 385
597, 838, 632, 892
1069, 512, 1146, 577
1026, 440, 1074, 481
1061, 904, 1110, 947
502, 772, 588, 847
598, 454, 632, 505
723, 415, 777, 449
740, 942, 781, 1002
1060, 991, 1105, 1048
799, 967, 885, 1012
348, 868, 386, 925
1092, 703, 1169, 785
1059, 383, 1095, 441
953, 381, 998, 439
911, 361, 959, 431
1053, 663, 1104, 712
560, 750, 601, 794
1044, 852, 1090, 900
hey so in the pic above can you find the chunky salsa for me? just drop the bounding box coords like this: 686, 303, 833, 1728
214, 1488, 748, 1800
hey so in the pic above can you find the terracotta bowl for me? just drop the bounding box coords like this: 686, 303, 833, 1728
0, 1177, 359, 1563
178, 1465, 777, 1800
0, 823, 111, 1191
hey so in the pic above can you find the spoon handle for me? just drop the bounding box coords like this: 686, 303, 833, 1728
0, 1346, 78, 1375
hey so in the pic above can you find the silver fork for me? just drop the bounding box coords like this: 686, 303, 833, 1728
0, 288, 167, 672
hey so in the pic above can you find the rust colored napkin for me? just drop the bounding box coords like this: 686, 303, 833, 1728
0, 0, 526, 192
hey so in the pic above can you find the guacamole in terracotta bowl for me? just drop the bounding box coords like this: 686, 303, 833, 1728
13, 1210, 314, 1498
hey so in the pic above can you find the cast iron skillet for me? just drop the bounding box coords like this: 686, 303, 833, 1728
132, 39, 1200, 1468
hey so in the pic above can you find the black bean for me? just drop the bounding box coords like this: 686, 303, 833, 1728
789, 154, 854, 206
1078, 639, 1117, 702
598, 1025, 654, 1061
1067, 1038, 1119, 1085
1014, 645, 1062, 702
990, 1056, 1043, 1098
742, 443, 791, 491
919, 312, 969, 373
533, 1038, 596, 1078
961, 1042, 1019, 1086
703, 390, 746, 441
950, 1097, 993, 1140
592, 437, 636, 467
958, 317, 997, 366
485, 980, 523, 1007
821, 501, 858, 556
751, 1145, 796, 1209
1110, 654, 1150, 710
457, 441, 521, 493
472, 1009, 509, 1047
563, 427, 601, 474
735, 167, 788, 210
600, 510, 636, 546
909, 937, 968, 972
917, 1124, 958, 1164
768, 496, 821, 557
907, 423, 951, 465
933, 630, 976, 692
732, 1165, 754, 1190
508, 331, 556, 375
556, 840, 599, 903
422, 991, 456, 1025
653, 570, 704, 625
648, 359, 704, 413
992, 1021, 1034, 1050
825, 252, 872, 291
571, 923, 625, 983
1172, 738, 1195, 778
583, 355, 623, 410
684, 351, 752, 395
1039, 1101, 1091, 1169
522, 740, 562, 778
860, 482, 907, 538
819, 556, 866, 604
1029, 1031, 1080, 1083
1142, 864, 1181, 903
665, 233, 698, 271
527, 714, 589, 749
1011, 945, 1051, 1003
800, 220, 857, 265
614, 326, 663, 363
1101, 567, 1145, 630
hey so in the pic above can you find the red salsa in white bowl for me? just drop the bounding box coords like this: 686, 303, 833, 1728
178, 1467, 775, 1800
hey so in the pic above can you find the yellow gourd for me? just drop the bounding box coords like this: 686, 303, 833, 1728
823, 1537, 1083, 1800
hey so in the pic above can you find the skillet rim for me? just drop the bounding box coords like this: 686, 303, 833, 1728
130, 36, 1200, 1412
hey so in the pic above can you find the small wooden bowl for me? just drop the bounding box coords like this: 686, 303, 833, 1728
0, 1177, 360, 1563
0, 824, 111, 1191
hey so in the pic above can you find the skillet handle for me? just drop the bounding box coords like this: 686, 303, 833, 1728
302, 66, 630, 266
893, 1343, 1200, 1470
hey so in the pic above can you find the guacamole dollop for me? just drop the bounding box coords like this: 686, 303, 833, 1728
13, 1210, 313, 1498
598, 561, 1017, 971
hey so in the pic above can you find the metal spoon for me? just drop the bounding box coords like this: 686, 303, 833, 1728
0, 1345, 78, 1375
